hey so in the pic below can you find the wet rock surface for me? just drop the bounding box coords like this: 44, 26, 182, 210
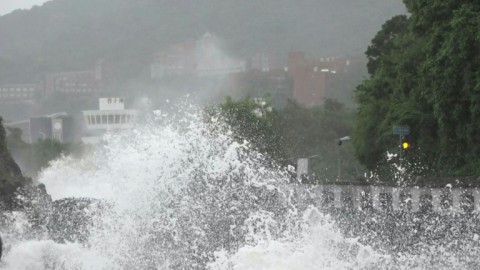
0, 118, 31, 207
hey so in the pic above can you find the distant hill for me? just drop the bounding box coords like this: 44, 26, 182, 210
0, 0, 406, 83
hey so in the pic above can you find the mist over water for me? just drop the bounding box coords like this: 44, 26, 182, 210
1, 104, 479, 269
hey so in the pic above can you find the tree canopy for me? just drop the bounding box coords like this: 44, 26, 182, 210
213, 97, 360, 183
354, 1, 480, 177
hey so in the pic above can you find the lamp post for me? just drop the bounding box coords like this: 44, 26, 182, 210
336, 136, 351, 180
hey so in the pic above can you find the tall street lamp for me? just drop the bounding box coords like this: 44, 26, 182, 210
337, 136, 351, 180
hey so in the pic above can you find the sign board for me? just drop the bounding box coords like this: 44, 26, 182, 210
392, 125, 410, 136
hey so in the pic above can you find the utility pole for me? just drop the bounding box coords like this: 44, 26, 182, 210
392, 125, 410, 158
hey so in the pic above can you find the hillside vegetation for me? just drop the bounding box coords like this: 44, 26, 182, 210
354, 1, 480, 178
0, 0, 405, 83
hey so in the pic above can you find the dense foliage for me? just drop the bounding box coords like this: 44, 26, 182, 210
6, 127, 85, 177
354, 1, 480, 177
213, 97, 361, 183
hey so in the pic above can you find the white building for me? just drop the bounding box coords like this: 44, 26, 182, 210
81, 97, 137, 144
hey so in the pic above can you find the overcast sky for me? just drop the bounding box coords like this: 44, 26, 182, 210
0, 0, 50, 16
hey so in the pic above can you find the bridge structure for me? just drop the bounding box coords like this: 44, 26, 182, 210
292, 184, 480, 214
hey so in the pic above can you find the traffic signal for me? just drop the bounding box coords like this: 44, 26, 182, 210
401, 136, 411, 151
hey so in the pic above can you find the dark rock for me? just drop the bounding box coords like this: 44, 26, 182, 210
48, 197, 105, 243
0, 117, 31, 207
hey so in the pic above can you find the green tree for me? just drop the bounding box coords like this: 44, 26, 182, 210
31, 139, 86, 174
278, 99, 359, 182
212, 96, 286, 165
354, 1, 480, 180
5, 128, 85, 177
365, 15, 409, 76
212, 97, 360, 183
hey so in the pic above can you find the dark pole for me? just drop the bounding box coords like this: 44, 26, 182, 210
399, 135, 403, 160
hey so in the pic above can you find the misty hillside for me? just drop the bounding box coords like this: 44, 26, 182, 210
0, 0, 406, 83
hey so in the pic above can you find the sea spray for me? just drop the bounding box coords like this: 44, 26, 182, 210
209, 207, 388, 270
3, 106, 297, 269
1, 105, 479, 269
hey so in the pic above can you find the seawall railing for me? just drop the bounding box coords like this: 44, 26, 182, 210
292, 184, 480, 213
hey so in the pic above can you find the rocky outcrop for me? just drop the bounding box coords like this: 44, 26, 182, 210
0, 119, 102, 253
0, 117, 31, 208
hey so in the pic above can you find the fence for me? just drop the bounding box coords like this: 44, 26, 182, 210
292, 184, 480, 213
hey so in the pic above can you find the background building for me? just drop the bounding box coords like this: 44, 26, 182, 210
0, 84, 42, 102
150, 41, 197, 78
287, 52, 351, 107
45, 60, 104, 96
151, 33, 246, 78
249, 51, 280, 72
5, 112, 76, 143
81, 97, 137, 144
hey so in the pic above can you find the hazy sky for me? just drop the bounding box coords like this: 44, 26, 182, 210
0, 0, 50, 15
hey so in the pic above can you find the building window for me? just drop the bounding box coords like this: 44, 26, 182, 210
101, 115, 107, 124
96, 115, 101, 124
108, 115, 114, 124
